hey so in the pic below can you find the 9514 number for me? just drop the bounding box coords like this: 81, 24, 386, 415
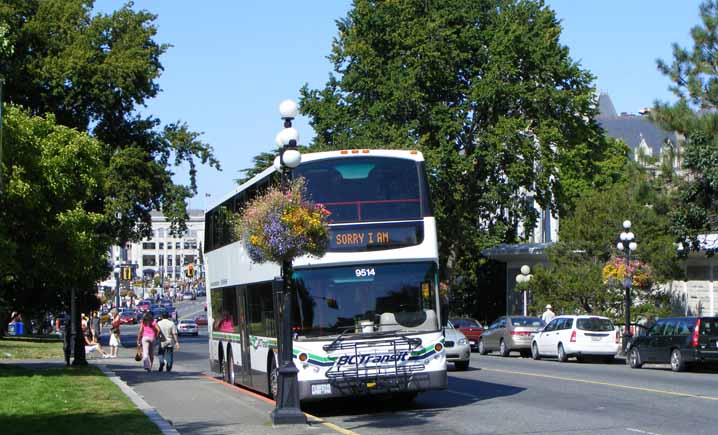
355, 268, 376, 277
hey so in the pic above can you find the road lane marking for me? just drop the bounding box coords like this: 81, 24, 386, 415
626, 428, 663, 435
447, 389, 478, 399
481, 367, 718, 401
204, 375, 361, 435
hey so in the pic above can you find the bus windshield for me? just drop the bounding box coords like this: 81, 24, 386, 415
293, 157, 425, 223
292, 262, 438, 338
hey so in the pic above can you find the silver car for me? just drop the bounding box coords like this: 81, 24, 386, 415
444, 323, 471, 370
478, 316, 545, 357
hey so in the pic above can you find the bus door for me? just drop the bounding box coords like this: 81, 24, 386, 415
237, 287, 252, 386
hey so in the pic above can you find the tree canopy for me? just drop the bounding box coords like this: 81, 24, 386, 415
1, 105, 109, 321
283, 0, 626, 295
0, 0, 219, 240
653, 0, 718, 251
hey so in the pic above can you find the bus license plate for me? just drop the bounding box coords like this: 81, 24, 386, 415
311, 383, 332, 396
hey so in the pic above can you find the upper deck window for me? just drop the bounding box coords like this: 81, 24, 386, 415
294, 157, 427, 223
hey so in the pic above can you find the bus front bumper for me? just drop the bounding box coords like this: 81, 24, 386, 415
298, 370, 447, 402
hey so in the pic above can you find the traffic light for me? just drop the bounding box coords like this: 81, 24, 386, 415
121, 265, 132, 281
186, 264, 194, 278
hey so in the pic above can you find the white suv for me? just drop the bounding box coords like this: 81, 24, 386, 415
531, 315, 620, 363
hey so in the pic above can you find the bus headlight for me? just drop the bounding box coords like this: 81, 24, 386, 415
298, 353, 308, 362
434, 343, 443, 353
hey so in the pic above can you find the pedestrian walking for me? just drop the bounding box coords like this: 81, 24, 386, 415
109, 309, 121, 358
157, 312, 179, 372
136, 311, 160, 371
90, 311, 101, 342
541, 304, 556, 324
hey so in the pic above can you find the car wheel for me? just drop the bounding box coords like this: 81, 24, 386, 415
478, 339, 488, 355
499, 339, 509, 357
576, 355, 585, 363
268, 357, 278, 400
557, 344, 568, 362
454, 360, 469, 371
628, 347, 642, 368
670, 348, 686, 372
531, 342, 541, 360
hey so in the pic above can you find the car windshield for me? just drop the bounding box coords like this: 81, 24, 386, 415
577, 318, 614, 332
292, 262, 438, 338
510, 317, 544, 327
451, 319, 481, 328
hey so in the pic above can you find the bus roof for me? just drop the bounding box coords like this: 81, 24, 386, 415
205, 149, 424, 213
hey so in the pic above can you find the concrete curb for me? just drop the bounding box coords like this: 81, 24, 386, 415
96, 364, 181, 435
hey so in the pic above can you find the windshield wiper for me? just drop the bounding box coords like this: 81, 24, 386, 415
322, 326, 356, 352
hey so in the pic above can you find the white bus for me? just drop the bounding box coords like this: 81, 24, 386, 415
204, 149, 447, 401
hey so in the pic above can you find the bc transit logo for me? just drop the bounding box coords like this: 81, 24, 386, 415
336, 352, 409, 366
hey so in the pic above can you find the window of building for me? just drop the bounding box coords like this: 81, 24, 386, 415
159, 242, 164, 249
190, 241, 197, 249
176, 255, 181, 266
159, 256, 164, 266
175, 242, 181, 249
184, 242, 191, 249
142, 255, 157, 266
184, 255, 195, 265
168, 257, 173, 267
142, 242, 156, 250
687, 265, 710, 280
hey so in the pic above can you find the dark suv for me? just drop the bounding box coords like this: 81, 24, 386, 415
627, 317, 718, 372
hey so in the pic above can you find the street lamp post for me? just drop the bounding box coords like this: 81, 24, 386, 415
270, 100, 305, 425
516, 265, 532, 316
616, 220, 637, 353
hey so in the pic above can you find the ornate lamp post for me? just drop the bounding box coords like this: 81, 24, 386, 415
270, 99, 305, 425
616, 220, 637, 353
516, 265, 532, 316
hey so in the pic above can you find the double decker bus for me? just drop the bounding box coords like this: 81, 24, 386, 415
204, 149, 447, 401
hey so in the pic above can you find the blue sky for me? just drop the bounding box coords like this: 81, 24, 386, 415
95, 1, 701, 209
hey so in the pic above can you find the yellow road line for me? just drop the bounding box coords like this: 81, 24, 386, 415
304, 411, 362, 435
481, 367, 718, 401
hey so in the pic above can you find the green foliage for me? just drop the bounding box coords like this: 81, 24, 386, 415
0, 0, 220, 240
284, 0, 624, 299
0, 105, 109, 319
525, 167, 682, 321
653, 1, 718, 251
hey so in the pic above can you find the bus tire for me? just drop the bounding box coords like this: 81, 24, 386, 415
226, 350, 236, 385
268, 356, 278, 400
218, 344, 225, 378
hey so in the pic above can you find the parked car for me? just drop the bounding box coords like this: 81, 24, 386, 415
531, 315, 619, 363
182, 292, 193, 301
444, 322, 471, 370
136, 301, 151, 312
194, 314, 208, 326
450, 318, 484, 351
479, 316, 545, 357
177, 319, 199, 336
627, 316, 718, 372
119, 311, 136, 325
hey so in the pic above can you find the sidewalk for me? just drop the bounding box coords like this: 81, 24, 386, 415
94, 353, 340, 435
2, 355, 343, 435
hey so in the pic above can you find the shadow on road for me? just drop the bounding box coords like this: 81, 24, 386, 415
303, 373, 525, 430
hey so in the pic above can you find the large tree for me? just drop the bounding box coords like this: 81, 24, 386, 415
0, 0, 219, 241
288, 0, 625, 296
653, 0, 718, 250
1, 105, 109, 342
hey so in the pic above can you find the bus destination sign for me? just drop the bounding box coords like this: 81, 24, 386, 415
328, 223, 422, 251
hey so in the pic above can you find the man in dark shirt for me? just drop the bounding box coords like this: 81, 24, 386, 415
90, 312, 101, 342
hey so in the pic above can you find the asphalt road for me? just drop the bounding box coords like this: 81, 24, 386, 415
114, 308, 718, 435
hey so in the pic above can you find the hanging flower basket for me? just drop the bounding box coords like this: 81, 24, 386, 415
602, 257, 653, 289
236, 178, 330, 264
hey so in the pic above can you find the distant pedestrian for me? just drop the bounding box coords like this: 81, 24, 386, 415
90, 311, 101, 342
157, 312, 179, 372
541, 304, 556, 324
136, 311, 160, 372
109, 309, 121, 358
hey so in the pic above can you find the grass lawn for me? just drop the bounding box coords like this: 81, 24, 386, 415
0, 364, 162, 435
0, 336, 65, 360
